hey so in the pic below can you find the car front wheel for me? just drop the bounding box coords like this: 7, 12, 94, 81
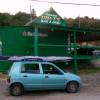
10, 84, 24, 96
66, 81, 79, 93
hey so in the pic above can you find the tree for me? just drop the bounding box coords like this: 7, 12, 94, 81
0, 9, 37, 26
0, 13, 12, 26
10, 12, 30, 26
65, 16, 100, 29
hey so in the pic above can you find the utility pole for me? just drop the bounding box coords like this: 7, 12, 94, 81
78, 16, 80, 28
30, 5, 33, 21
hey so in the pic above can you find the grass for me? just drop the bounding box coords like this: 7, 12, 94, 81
78, 67, 100, 75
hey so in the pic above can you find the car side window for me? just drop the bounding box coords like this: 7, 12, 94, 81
42, 64, 62, 75
21, 63, 40, 74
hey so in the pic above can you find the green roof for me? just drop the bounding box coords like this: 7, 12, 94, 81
25, 7, 67, 27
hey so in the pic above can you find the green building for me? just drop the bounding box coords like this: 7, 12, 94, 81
0, 8, 68, 72
0, 8, 100, 72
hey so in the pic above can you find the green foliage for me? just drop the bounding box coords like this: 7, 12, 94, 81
0, 9, 100, 29
65, 16, 100, 29
0, 13, 12, 26
0, 10, 36, 26
10, 12, 30, 26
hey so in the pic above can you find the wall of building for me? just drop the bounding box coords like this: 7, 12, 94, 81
0, 26, 33, 71
0, 26, 34, 56
0, 26, 67, 72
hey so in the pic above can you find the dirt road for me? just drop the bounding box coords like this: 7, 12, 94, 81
0, 73, 100, 100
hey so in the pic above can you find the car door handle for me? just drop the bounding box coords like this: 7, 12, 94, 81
45, 75, 49, 78
23, 75, 28, 77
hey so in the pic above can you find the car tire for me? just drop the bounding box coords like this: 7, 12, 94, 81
66, 81, 79, 93
10, 84, 24, 96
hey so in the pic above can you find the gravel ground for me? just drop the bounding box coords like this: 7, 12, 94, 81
0, 73, 100, 100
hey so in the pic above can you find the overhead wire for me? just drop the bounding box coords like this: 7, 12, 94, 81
31, 0, 100, 7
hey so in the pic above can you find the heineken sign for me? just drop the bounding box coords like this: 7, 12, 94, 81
27, 8, 67, 27
41, 13, 61, 25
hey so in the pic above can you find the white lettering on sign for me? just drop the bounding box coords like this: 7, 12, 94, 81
40, 13, 61, 25
41, 19, 48, 23
22, 31, 48, 37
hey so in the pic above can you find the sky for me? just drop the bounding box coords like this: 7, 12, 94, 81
0, 0, 100, 18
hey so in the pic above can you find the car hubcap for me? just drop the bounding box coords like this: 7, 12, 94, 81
13, 86, 21, 95
70, 84, 76, 91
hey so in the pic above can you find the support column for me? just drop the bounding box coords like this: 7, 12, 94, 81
74, 31, 78, 73
34, 25, 38, 56
67, 33, 71, 55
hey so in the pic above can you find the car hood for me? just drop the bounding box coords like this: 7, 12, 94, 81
64, 72, 81, 81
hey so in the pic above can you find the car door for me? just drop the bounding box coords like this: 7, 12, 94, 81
41, 63, 66, 90
20, 62, 42, 90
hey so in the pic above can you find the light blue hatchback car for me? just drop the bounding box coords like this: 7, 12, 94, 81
7, 61, 82, 96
